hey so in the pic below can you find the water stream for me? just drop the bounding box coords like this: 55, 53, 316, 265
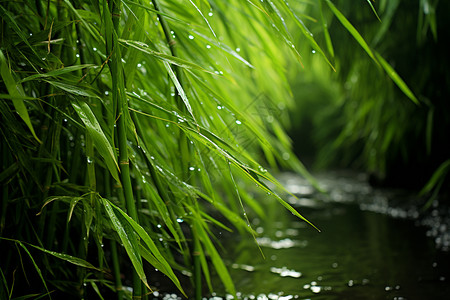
154, 171, 450, 300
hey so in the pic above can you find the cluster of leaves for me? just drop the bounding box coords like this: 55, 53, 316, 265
288, 0, 449, 195
0, 0, 346, 299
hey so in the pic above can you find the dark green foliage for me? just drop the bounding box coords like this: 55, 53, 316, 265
289, 0, 450, 193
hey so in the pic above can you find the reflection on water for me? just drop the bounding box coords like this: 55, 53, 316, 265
152, 171, 449, 299
206, 171, 450, 300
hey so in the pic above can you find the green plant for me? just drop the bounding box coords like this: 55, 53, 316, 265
288, 0, 450, 193
0, 0, 331, 298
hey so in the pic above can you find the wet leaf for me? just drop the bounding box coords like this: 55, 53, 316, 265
72, 100, 121, 183
0, 50, 41, 143
374, 51, 419, 104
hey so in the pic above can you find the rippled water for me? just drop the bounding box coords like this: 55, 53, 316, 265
152, 171, 450, 299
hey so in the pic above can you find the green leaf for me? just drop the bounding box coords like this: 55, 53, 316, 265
366, 0, 381, 21
19, 64, 96, 83
101, 197, 149, 290
319, 0, 335, 58
193, 217, 236, 296
163, 61, 198, 126
279, 0, 335, 71
0, 5, 41, 60
102, 197, 186, 295
71, 100, 121, 183
120, 39, 213, 73
420, 159, 450, 196
374, 51, 419, 104
1, 237, 101, 271
0, 50, 41, 143
326, 0, 376, 61
28, 243, 101, 271
14, 241, 51, 296
47, 80, 99, 98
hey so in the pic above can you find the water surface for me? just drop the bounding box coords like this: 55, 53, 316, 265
208, 171, 450, 299
153, 171, 450, 299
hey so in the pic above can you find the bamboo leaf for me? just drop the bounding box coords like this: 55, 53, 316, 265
123, 0, 190, 25
71, 101, 121, 183
27, 243, 101, 271
120, 39, 213, 73
14, 241, 51, 296
325, 0, 376, 61
19, 65, 96, 83
319, 0, 335, 58
193, 218, 236, 296
278, 0, 336, 70
163, 61, 198, 126
63, 0, 101, 42
0, 5, 41, 60
374, 51, 419, 104
419, 159, 450, 196
47, 80, 99, 98
101, 197, 149, 290
101, 197, 186, 295
0, 50, 41, 143
366, 0, 381, 21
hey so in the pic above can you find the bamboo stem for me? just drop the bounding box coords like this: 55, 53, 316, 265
111, 240, 124, 300
151, 1, 201, 298
106, 0, 141, 297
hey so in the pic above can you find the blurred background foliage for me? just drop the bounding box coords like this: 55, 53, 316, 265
1, 0, 448, 299
288, 0, 450, 195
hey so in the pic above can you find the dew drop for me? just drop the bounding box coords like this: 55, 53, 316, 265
208, 12, 213, 17
235, 120, 242, 125
188, 35, 194, 40
206, 44, 211, 49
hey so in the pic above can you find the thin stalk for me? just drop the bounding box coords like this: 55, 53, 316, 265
105, 164, 123, 300
0, 143, 9, 235
106, 0, 141, 297
152, 1, 201, 298
193, 227, 202, 300
45, 112, 63, 250
111, 239, 124, 300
